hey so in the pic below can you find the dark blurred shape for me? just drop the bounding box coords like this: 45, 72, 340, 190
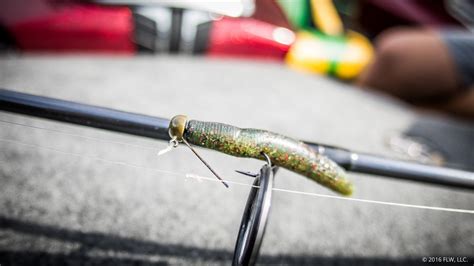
133, 12, 158, 52
0, 24, 16, 50
357, 28, 460, 99
358, 0, 461, 37
169, 8, 183, 53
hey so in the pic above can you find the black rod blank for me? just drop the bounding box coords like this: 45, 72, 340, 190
309, 144, 474, 190
0, 88, 170, 140
1, 88, 473, 190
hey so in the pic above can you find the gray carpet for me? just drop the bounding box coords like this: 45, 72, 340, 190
0, 55, 473, 265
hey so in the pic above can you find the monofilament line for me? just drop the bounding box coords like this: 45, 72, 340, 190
183, 173, 474, 214
1, 137, 474, 215
272, 188, 474, 214
0, 118, 157, 151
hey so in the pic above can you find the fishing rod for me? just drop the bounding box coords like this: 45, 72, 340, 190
1, 88, 473, 190
2, 88, 474, 266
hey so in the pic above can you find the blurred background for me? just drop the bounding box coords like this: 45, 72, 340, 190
0, 0, 473, 265
2, 0, 474, 116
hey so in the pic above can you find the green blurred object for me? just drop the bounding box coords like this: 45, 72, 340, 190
285, 29, 374, 79
277, 0, 311, 29
279, 0, 374, 79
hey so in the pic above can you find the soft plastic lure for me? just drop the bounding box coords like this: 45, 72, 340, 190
167, 115, 353, 196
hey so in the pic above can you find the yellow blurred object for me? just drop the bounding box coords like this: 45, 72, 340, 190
285, 30, 374, 79
285, 31, 332, 74
310, 0, 344, 36
336, 31, 374, 79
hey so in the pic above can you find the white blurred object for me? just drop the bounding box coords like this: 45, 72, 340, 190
94, 0, 255, 17
272, 27, 295, 46
386, 133, 445, 166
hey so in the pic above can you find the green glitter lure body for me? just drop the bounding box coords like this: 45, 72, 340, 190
169, 115, 353, 195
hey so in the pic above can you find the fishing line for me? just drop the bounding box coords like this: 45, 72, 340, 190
272, 188, 474, 214
0, 118, 159, 151
186, 173, 474, 214
0, 138, 254, 188
1, 136, 474, 215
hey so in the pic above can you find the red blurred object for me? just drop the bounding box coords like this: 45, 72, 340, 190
207, 17, 294, 60
2, 0, 135, 53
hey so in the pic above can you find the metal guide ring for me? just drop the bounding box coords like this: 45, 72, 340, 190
232, 158, 276, 266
